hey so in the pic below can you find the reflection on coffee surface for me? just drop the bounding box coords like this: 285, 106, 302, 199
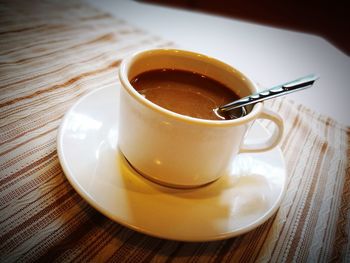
130, 69, 240, 120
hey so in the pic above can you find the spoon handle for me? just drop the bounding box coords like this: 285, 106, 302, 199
219, 74, 319, 112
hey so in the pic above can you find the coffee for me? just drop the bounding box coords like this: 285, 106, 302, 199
130, 69, 240, 120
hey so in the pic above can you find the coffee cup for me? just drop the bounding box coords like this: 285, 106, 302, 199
118, 49, 284, 188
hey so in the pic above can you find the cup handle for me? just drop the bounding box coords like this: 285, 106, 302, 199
239, 107, 284, 153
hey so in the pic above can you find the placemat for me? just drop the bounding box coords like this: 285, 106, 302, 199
0, 1, 349, 262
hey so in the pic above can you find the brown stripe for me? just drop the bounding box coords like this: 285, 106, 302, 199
0, 24, 48, 36
300, 118, 338, 260
225, 220, 271, 263
75, 224, 124, 263
0, 83, 86, 126
3, 190, 86, 255
123, 236, 164, 263
277, 115, 330, 260
84, 32, 116, 45
293, 120, 334, 261
199, 243, 222, 263
0, 61, 73, 93
0, 24, 145, 66
286, 142, 329, 261
0, 25, 71, 56
329, 132, 350, 261
0, 110, 58, 139
0, 15, 114, 48
37, 212, 108, 262
0, 59, 120, 108
282, 112, 323, 184
0, 37, 120, 95
280, 104, 303, 150
0, 187, 76, 246
0, 173, 65, 225
117, 234, 153, 263
225, 100, 301, 261
0, 50, 108, 95
0, 26, 134, 66
103, 230, 139, 263
0, 63, 114, 121
0, 114, 62, 146
253, 215, 279, 260
0, 27, 141, 77
1, 183, 62, 239
1, 37, 162, 96
0, 73, 100, 130
0, 162, 60, 218
187, 243, 209, 263
0, 126, 56, 158
0, 176, 66, 245
279, 114, 313, 193
199, 240, 228, 263
164, 242, 185, 263
0, 157, 59, 208
0, 150, 56, 190
274, 136, 320, 260
270, 114, 323, 260
213, 236, 243, 262
0, 161, 59, 207
241, 216, 277, 262
140, 240, 166, 263
0, 138, 54, 170
79, 13, 111, 21
18, 203, 93, 261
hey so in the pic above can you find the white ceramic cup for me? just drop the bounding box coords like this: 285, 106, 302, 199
118, 49, 284, 188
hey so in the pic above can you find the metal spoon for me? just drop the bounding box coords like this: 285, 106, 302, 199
216, 74, 319, 119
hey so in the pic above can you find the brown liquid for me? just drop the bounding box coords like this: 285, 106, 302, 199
130, 69, 240, 120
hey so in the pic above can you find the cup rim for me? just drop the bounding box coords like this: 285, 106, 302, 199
119, 48, 263, 127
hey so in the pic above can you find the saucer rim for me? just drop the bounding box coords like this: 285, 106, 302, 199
57, 85, 287, 242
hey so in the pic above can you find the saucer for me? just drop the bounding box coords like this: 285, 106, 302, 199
57, 84, 286, 242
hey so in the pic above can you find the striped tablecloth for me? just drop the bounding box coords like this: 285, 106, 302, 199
0, 1, 349, 262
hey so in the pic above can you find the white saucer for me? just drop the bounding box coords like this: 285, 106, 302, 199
57, 85, 286, 242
